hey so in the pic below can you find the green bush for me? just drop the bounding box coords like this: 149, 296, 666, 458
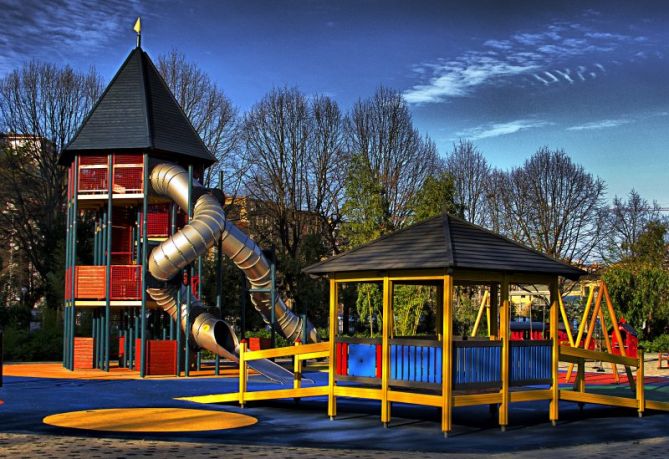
2, 326, 63, 362
640, 334, 669, 353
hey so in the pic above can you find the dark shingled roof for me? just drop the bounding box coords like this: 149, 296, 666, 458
59, 47, 216, 166
304, 214, 585, 279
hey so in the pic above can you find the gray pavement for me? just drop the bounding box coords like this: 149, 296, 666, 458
1, 432, 668, 458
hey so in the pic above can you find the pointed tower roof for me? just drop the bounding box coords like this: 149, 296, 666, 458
304, 213, 585, 280
60, 47, 216, 166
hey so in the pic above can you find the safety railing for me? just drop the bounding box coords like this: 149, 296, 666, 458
557, 344, 668, 414
72, 265, 142, 300
77, 154, 144, 195
509, 340, 552, 386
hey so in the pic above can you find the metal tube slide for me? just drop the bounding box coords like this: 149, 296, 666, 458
146, 163, 318, 369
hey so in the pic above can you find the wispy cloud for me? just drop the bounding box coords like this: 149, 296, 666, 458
566, 118, 632, 131
457, 119, 551, 140
0, 0, 147, 74
403, 58, 537, 103
404, 14, 657, 104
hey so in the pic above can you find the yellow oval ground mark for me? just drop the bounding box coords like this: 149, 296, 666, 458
43, 407, 257, 432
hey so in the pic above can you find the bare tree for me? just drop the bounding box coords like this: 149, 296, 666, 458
445, 140, 491, 226
491, 147, 606, 264
242, 87, 346, 258
157, 50, 241, 190
344, 86, 438, 240
0, 61, 102, 307
603, 189, 664, 263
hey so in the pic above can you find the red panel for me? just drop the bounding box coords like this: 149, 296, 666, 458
147, 204, 170, 237
113, 166, 143, 193
79, 155, 107, 165
375, 344, 382, 379
248, 337, 271, 351
137, 339, 177, 376
75, 266, 106, 299
78, 166, 108, 193
110, 265, 141, 300
118, 336, 125, 358
114, 154, 142, 165
335, 342, 348, 376
73, 337, 94, 370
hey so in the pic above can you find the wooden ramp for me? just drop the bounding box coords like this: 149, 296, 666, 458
558, 345, 669, 414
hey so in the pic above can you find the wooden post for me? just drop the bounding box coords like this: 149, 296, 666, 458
441, 273, 454, 436
238, 340, 247, 408
471, 290, 489, 337
549, 278, 559, 426
293, 341, 302, 391
499, 277, 510, 430
566, 284, 595, 382
328, 277, 337, 420
558, 295, 575, 346
381, 275, 392, 427
637, 348, 645, 417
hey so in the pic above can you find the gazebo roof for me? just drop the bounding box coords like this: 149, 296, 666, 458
304, 213, 585, 280
59, 47, 216, 166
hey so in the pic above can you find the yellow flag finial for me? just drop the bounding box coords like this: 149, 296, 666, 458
134, 17, 142, 47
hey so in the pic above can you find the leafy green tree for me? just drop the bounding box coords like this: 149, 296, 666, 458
413, 170, 458, 221
356, 282, 382, 336
603, 221, 669, 338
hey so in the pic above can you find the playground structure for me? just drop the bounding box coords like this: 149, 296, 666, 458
59, 45, 315, 379
55, 36, 669, 437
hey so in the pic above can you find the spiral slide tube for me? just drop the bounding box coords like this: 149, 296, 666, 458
146, 163, 318, 382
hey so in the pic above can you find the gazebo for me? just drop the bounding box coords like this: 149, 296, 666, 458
304, 213, 584, 435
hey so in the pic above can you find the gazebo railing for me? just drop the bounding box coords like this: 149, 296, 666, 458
335, 337, 511, 391
509, 340, 552, 386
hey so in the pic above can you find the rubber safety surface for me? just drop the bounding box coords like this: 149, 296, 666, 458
43, 407, 257, 432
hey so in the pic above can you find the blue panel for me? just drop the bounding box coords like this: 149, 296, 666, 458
510, 344, 551, 383
347, 343, 377, 378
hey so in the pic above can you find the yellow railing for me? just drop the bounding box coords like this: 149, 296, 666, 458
558, 345, 653, 415
236, 341, 330, 407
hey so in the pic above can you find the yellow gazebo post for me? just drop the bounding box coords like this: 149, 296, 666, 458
549, 277, 560, 425
441, 273, 454, 436
381, 275, 392, 427
328, 277, 338, 420
499, 276, 510, 430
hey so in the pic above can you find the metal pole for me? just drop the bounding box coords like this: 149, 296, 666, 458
241, 274, 247, 340
184, 164, 193, 377
196, 255, 202, 371
215, 170, 223, 375
63, 165, 71, 368
104, 153, 112, 372
169, 203, 176, 340
140, 153, 149, 377
70, 156, 79, 370
270, 250, 276, 348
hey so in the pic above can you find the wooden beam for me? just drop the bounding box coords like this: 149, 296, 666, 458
328, 278, 338, 419
559, 345, 639, 368
454, 392, 502, 407
560, 390, 638, 409
549, 277, 559, 425
510, 389, 553, 403
441, 274, 454, 435
381, 276, 392, 426
334, 386, 383, 400
499, 276, 510, 429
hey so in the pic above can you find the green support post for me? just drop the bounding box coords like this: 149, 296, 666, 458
169, 203, 176, 340
140, 153, 149, 377
184, 164, 193, 377
105, 153, 112, 372
63, 177, 71, 369
196, 255, 202, 371
215, 170, 223, 375
69, 156, 79, 370
270, 251, 276, 348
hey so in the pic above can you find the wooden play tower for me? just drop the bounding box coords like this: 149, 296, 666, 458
59, 44, 218, 377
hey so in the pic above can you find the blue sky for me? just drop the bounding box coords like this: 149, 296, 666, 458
1, 0, 668, 206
